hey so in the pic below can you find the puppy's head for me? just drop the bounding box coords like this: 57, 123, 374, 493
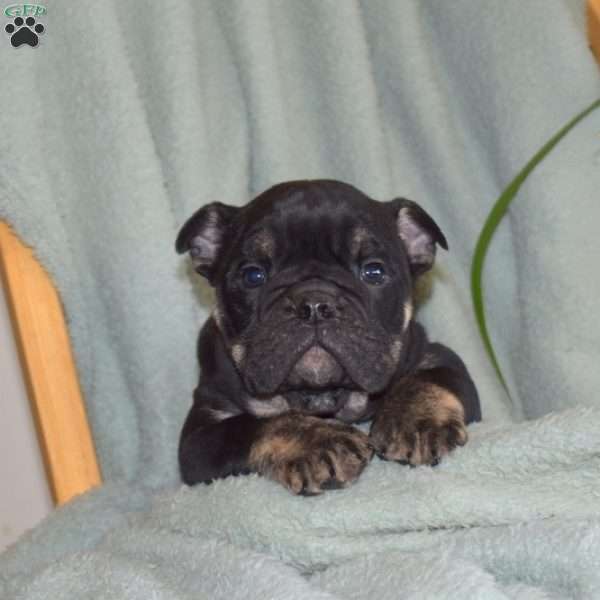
176, 180, 446, 397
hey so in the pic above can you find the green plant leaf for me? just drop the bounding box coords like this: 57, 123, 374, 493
471, 98, 600, 397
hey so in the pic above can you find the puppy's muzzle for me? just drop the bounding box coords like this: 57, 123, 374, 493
287, 279, 343, 323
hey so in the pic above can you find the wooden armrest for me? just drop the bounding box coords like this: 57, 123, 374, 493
588, 0, 600, 66
0, 221, 101, 505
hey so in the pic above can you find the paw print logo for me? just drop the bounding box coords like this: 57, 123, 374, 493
5, 16, 44, 47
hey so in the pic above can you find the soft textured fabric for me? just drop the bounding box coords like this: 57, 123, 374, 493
1, 0, 600, 597
2, 408, 600, 598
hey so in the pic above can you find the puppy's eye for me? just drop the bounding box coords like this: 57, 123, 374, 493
241, 264, 267, 288
360, 261, 386, 285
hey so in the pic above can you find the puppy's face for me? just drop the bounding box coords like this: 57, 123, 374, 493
177, 180, 446, 397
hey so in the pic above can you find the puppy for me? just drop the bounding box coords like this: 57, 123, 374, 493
176, 180, 481, 495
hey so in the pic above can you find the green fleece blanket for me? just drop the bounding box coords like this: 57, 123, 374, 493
2, 409, 600, 598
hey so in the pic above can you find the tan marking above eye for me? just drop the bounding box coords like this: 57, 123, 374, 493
350, 226, 370, 256
252, 229, 275, 257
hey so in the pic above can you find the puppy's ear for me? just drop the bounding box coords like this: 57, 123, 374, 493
391, 198, 448, 276
175, 202, 239, 282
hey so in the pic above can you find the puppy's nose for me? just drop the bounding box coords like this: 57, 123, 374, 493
287, 279, 342, 323
297, 300, 336, 322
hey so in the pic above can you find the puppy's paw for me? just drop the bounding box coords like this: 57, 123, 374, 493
249, 413, 373, 495
369, 384, 467, 466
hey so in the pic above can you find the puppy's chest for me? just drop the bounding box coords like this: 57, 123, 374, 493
245, 390, 375, 423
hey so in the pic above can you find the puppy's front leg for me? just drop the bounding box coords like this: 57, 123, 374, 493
369, 343, 480, 466
179, 408, 262, 485
248, 412, 373, 495
179, 407, 373, 495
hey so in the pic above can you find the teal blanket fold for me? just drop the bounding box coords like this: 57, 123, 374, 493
1, 0, 600, 597
2, 409, 600, 598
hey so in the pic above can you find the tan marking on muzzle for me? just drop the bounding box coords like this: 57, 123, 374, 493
347, 391, 368, 411
335, 391, 369, 422
246, 395, 290, 417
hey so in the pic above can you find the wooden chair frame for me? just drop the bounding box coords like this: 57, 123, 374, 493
0, 4, 598, 507
0, 222, 101, 506
589, 0, 600, 64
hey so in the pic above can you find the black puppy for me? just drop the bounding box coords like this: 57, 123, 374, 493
176, 180, 480, 495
